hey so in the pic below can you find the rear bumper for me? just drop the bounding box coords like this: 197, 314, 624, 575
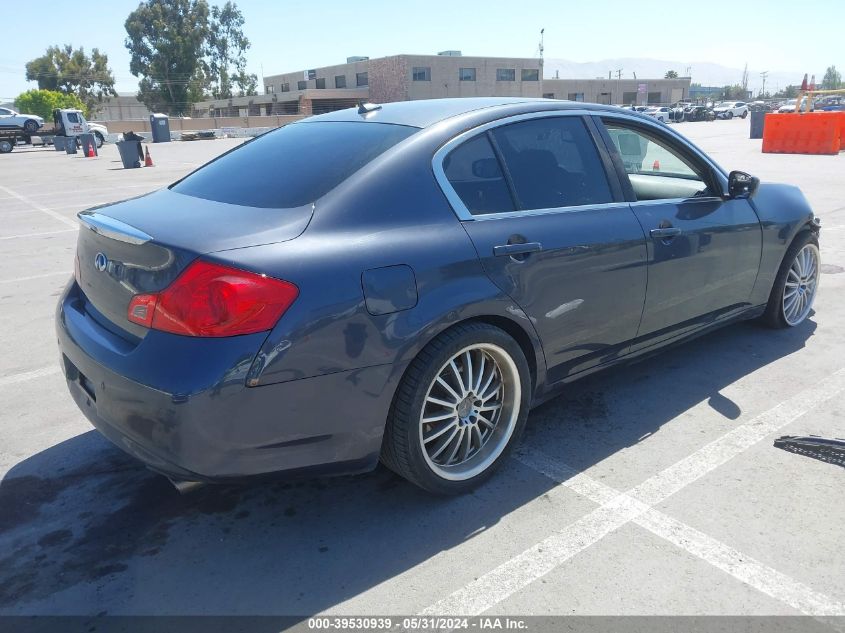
56, 282, 402, 481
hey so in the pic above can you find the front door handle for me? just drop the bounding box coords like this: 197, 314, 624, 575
493, 242, 543, 257
650, 227, 682, 239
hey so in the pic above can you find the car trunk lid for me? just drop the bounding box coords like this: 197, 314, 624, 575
75, 189, 313, 339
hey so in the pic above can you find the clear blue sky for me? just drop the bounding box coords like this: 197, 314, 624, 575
1, 0, 841, 101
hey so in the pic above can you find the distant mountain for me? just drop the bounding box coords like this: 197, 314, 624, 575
543, 58, 807, 95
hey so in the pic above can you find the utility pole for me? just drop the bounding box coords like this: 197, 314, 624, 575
615, 68, 623, 105
760, 71, 769, 98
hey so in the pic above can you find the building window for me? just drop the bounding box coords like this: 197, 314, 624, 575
335, 75, 346, 89
648, 91, 661, 105
543, 93, 555, 99
315, 77, 326, 89
622, 91, 637, 104
496, 68, 515, 81
297, 80, 307, 90
459, 67, 476, 81
521, 69, 539, 81
356, 72, 368, 87
265, 85, 275, 94
568, 92, 585, 102
281, 83, 290, 92
412, 66, 431, 81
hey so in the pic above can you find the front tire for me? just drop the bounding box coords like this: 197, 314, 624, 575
741, 110, 748, 119
94, 132, 104, 148
23, 119, 39, 133
727, 111, 734, 119
762, 232, 820, 328
381, 322, 531, 495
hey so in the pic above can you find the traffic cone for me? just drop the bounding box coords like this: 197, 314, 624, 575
652, 159, 660, 171
800, 73, 808, 91
810, 74, 816, 91
144, 146, 153, 167
87, 144, 96, 158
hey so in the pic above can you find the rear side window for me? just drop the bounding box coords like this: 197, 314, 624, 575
444, 135, 515, 216
491, 117, 613, 210
172, 122, 417, 208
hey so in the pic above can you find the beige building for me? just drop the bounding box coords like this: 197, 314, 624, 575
92, 93, 153, 121
193, 52, 543, 117
542, 77, 690, 106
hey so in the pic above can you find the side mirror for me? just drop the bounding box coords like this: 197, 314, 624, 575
728, 170, 759, 199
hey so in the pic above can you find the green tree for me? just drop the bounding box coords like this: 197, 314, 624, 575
14, 89, 88, 121
821, 66, 842, 90
25, 45, 116, 113
773, 85, 799, 99
664, 70, 679, 79
208, 1, 257, 98
125, 0, 211, 115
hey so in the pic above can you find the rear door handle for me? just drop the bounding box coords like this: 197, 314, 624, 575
650, 227, 682, 239
493, 242, 543, 257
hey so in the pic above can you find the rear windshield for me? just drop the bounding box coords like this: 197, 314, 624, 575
171, 121, 417, 208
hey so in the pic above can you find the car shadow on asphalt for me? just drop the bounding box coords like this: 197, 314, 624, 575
0, 317, 816, 615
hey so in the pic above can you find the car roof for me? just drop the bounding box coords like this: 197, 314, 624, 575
298, 97, 623, 129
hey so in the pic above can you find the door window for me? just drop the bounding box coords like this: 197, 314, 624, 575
0, 108, 10, 116
491, 117, 613, 210
443, 134, 515, 216
603, 122, 712, 201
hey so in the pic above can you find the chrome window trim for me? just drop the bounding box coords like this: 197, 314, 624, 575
432, 109, 611, 222
471, 201, 630, 222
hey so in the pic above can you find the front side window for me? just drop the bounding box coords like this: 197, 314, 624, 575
521, 69, 539, 81
603, 121, 711, 200
491, 117, 613, 210
172, 122, 417, 209
67, 112, 80, 123
444, 135, 515, 216
496, 68, 515, 81
412, 67, 431, 81
459, 67, 476, 82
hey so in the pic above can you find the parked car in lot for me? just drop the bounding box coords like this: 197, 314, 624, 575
0, 106, 44, 133
643, 106, 670, 123
57, 98, 821, 494
713, 101, 749, 119
778, 98, 814, 113
684, 105, 716, 121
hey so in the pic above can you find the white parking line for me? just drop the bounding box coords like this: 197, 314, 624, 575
0, 271, 70, 284
0, 366, 61, 388
422, 368, 845, 617
520, 451, 845, 617
0, 185, 77, 228
0, 228, 78, 241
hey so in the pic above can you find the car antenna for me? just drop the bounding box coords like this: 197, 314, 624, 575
357, 100, 382, 115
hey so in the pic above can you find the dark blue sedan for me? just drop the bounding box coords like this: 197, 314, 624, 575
57, 98, 821, 494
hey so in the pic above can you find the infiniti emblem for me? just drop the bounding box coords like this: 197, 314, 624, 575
94, 252, 108, 272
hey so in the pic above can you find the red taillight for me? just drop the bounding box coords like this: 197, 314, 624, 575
127, 261, 298, 337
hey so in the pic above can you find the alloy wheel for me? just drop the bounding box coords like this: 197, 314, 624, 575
783, 243, 820, 326
419, 343, 521, 481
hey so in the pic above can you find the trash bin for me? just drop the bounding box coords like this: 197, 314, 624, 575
149, 113, 171, 143
53, 136, 66, 151
116, 140, 142, 169
65, 136, 78, 154
750, 109, 766, 139
80, 133, 98, 157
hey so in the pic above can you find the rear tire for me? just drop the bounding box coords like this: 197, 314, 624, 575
741, 110, 748, 119
381, 322, 531, 495
23, 119, 39, 133
761, 231, 820, 328
94, 132, 104, 148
